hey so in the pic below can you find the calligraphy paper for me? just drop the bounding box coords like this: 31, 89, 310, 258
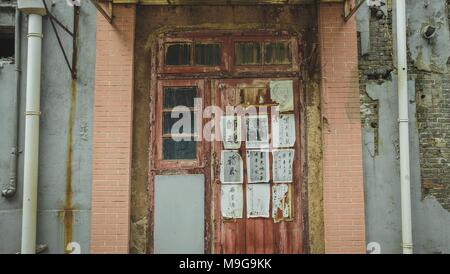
272, 114, 296, 148
272, 149, 294, 183
245, 115, 269, 149
220, 150, 243, 184
221, 185, 243, 219
246, 184, 270, 218
270, 80, 294, 112
272, 184, 292, 222
221, 115, 242, 150
246, 150, 270, 183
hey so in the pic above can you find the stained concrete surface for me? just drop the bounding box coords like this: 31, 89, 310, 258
363, 76, 450, 254
0, 1, 95, 254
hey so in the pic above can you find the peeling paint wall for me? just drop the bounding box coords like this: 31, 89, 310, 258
358, 0, 450, 253
407, 0, 450, 73
0, 1, 95, 253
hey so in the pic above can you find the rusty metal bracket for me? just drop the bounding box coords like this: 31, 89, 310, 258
15, 244, 48, 254
91, 0, 114, 23
344, 0, 365, 22
42, 0, 79, 80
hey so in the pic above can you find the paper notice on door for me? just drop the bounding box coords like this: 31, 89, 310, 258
272, 113, 296, 148
221, 184, 243, 219
272, 184, 292, 222
272, 149, 294, 183
220, 150, 243, 184
270, 80, 294, 112
245, 115, 269, 149
221, 115, 242, 150
246, 184, 270, 218
246, 150, 270, 183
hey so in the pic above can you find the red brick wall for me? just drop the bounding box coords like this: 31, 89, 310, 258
318, 3, 366, 253
91, 5, 135, 254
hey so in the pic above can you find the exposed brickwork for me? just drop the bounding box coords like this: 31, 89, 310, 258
416, 73, 450, 210
91, 5, 135, 254
414, 1, 450, 210
358, 2, 450, 212
319, 3, 367, 253
359, 6, 393, 130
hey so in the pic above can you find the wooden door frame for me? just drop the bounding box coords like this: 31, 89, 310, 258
148, 30, 307, 254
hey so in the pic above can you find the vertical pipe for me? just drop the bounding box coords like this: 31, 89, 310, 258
21, 14, 43, 254
395, 0, 413, 254
1, 9, 21, 198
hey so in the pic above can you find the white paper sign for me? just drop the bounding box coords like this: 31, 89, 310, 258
246, 150, 270, 183
270, 80, 294, 112
246, 184, 270, 218
245, 115, 269, 149
272, 114, 296, 148
220, 150, 243, 184
221, 115, 242, 150
272, 149, 294, 183
272, 184, 291, 222
221, 185, 243, 219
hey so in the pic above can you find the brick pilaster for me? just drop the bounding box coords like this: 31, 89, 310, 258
91, 5, 135, 254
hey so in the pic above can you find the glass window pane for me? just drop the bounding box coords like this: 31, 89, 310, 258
163, 111, 195, 134
163, 138, 197, 160
0, 29, 14, 58
264, 42, 292, 65
235, 42, 261, 65
165, 43, 191, 65
195, 43, 221, 66
163, 87, 197, 109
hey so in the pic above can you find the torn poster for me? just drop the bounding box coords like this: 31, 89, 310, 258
270, 80, 294, 112
272, 149, 294, 183
221, 184, 243, 219
221, 115, 242, 150
220, 150, 243, 184
246, 150, 270, 183
272, 113, 296, 148
245, 115, 269, 149
272, 184, 292, 222
246, 184, 270, 218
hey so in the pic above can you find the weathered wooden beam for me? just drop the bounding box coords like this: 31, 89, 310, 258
343, 0, 365, 22
105, 0, 345, 5
92, 0, 113, 23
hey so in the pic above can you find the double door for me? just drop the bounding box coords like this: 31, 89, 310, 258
152, 77, 304, 254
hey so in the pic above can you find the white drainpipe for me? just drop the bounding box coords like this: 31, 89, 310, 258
20, 12, 44, 254
395, 0, 413, 254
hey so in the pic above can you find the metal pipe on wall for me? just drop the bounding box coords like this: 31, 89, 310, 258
21, 13, 44, 254
395, 0, 413, 254
1, 9, 21, 198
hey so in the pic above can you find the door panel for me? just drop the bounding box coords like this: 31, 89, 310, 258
154, 175, 205, 254
212, 78, 304, 254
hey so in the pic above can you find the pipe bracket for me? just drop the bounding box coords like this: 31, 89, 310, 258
25, 111, 42, 116
27, 32, 44, 39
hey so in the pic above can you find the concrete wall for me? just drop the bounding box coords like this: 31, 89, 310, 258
358, 0, 450, 254
0, 1, 95, 254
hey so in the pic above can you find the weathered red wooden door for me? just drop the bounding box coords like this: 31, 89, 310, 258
151, 32, 305, 253
211, 78, 305, 254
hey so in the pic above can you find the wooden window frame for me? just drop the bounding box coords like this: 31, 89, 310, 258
231, 36, 300, 73
155, 79, 205, 170
157, 32, 300, 75
158, 37, 228, 74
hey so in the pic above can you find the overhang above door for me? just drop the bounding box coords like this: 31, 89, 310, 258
107, 0, 318, 5
102, 0, 353, 5
95, 0, 363, 27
